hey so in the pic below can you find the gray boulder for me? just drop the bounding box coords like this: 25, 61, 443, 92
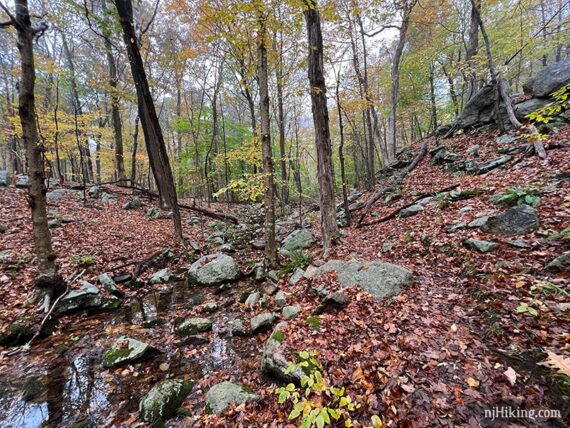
231, 319, 249, 336
98, 273, 122, 298
482, 205, 539, 236
455, 86, 496, 128
244, 291, 260, 308
146, 207, 161, 219
274, 291, 288, 308
523, 59, 570, 97
176, 318, 212, 336
447, 222, 466, 233
149, 268, 174, 284
513, 98, 551, 120
400, 204, 423, 218
304, 260, 412, 300
88, 186, 100, 199
205, 381, 259, 414
545, 252, 570, 272
57, 282, 104, 313
123, 196, 141, 210
260, 322, 304, 383
463, 238, 498, 253
15, 174, 29, 188
250, 312, 276, 334
289, 268, 304, 286
187, 253, 240, 286
0, 171, 8, 186
281, 229, 315, 254
477, 155, 511, 174
101, 192, 114, 203
468, 216, 489, 228
140, 379, 193, 424
282, 305, 301, 320
101, 337, 158, 367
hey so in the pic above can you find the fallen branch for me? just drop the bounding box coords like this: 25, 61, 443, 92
356, 137, 431, 226
358, 184, 459, 228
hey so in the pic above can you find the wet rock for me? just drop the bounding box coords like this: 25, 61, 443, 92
477, 155, 511, 174
447, 222, 466, 233
0, 321, 34, 346
545, 252, 570, 272
245, 291, 260, 309
282, 305, 301, 320
188, 253, 240, 286
98, 273, 123, 298
180, 335, 209, 345
231, 319, 249, 336
149, 268, 174, 285
140, 379, 194, 425
205, 381, 259, 414
123, 196, 141, 210
146, 207, 161, 219
250, 312, 276, 334
280, 229, 315, 255
176, 318, 212, 336
482, 205, 539, 236
468, 216, 489, 228
463, 238, 498, 253
22, 377, 43, 401
57, 282, 104, 313
400, 205, 423, 218
101, 337, 158, 367
261, 322, 304, 383
289, 268, 304, 286
304, 260, 412, 300
274, 291, 288, 309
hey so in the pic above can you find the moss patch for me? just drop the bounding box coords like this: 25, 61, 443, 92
306, 316, 321, 331
101, 348, 132, 367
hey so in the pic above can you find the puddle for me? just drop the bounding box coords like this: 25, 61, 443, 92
0, 282, 261, 427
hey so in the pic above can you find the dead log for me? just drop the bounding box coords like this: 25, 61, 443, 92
358, 184, 459, 228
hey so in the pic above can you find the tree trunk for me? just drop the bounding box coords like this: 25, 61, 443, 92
275, 32, 288, 206
429, 63, 438, 132
303, 0, 338, 255
258, 12, 278, 268
465, 0, 480, 102
387, 2, 415, 164
131, 114, 139, 184
335, 71, 351, 227
114, 0, 182, 240
10, 0, 63, 300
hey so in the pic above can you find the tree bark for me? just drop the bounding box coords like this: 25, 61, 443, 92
114, 0, 182, 240
465, 0, 480, 102
258, 11, 278, 268
303, 0, 338, 255
275, 31, 288, 206
335, 71, 351, 227
8, 0, 64, 299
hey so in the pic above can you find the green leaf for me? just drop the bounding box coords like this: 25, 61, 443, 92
516, 303, 528, 313
371, 415, 383, 428
316, 414, 325, 428
286, 383, 295, 391
278, 391, 289, 404
289, 402, 303, 420
321, 408, 331, 424
299, 350, 310, 360
329, 408, 341, 420
527, 306, 538, 316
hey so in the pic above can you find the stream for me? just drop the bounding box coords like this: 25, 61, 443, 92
0, 282, 261, 427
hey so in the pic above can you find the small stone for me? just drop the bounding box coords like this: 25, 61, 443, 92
545, 252, 570, 272
274, 291, 287, 308
102, 337, 158, 367
231, 319, 249, 336
179, 335, 209, 345
447, 222, 466, 233
250, 312, 276, 334
313, 292, 349, 315
282, 305, 301, 320
382, 242, 393, 252
261, 282, 278, 296
219, 244, 234, 253
205, 381, 259, 414
176, 318, 212, 336
149, 268, 173, 285
267, 270, 279, 282
98, 273, 123, 298
0, 222, 6, 234
459, 205, 474, 214
123, 196, 141, 210
48, 219, 59, 228
202, 302, 218, 313
466, 144, 480, 156
507, 239, 531, 249
146, 207, 161, 219
400, 205, 423, 218
463, 238, 498, 253
252, 264, 266, 281
288, 268, 304, 286
245, 291, 260, 309
251, 240, 266, 250
496, 134, 517, 145
468, 216, 489, 228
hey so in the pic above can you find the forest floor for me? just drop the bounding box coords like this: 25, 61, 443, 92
0, 126, 569, 428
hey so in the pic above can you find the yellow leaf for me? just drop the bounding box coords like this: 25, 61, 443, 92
467, 377, 480, 388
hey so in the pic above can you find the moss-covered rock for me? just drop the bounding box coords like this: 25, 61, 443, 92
101, 337, 158, 367
260, 322, 304, 383
140, 379, 194, 425
175, 318, 212, 336
205, 381, 259, 414
0, 321, 34, 347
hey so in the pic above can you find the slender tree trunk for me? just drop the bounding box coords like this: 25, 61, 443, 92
258, 11, 278, 268
465, 0, 480, 102
429, 63, 438, 132
131, 114, 139, 184
104, 34, 127, 183
275, 32, 288, 206
335, 71, 351, 227
387, 2, 415, 164
8, 0, 64, 302
303, 0, 338, 255
114, 0, 182, 240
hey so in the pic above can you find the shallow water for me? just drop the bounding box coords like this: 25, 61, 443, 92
0, 282, 259, 427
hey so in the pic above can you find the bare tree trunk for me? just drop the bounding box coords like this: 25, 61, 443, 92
387, 1, 415, 164
335, 70, 351, 227
303, 0, 338, 255
429, 63, 438, 132
275, 31, 288, 206
131, 114, 139, 184
114, 0, 182, 240
258, 11, 278, 268
5, 0, 64, 302
465, 0, 480, 102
